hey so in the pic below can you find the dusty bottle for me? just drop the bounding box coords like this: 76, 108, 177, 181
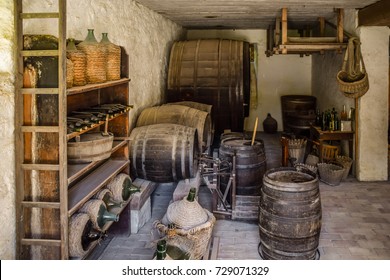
340, 105, 348, 121
122, 179, 141, 201
187, 187, 196, 202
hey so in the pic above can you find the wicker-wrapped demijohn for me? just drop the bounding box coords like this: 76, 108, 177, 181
106, 173, 140, 203
77, 29, 107, 84
67, 38, 87, 86
94, 188, 123, 211
79, 199, 119, 231
154, 188, 216, 259
100, 33, 121, 81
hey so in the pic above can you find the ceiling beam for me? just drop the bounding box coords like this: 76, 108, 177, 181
358, 0, 390, 27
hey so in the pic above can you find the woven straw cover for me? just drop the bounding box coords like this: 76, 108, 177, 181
107, 173, 131, 202
165, 197, 208, 229
66, 58, 74, 88
77, 40, 107, 84
94, 188, 113, 200
154, 210, 216, 259
79, 199, 105, 230
101, 42, 121, 81
68, 49, 87, 86
69, 213, 91, 258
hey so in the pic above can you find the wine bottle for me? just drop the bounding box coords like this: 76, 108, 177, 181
156, 240, 167, 260
122, 178, 141, 201
186, 187, 196, 202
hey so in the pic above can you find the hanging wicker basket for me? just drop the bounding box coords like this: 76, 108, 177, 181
337, 37, 369, 98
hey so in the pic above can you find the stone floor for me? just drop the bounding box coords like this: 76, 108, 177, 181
90, 132, 390, 260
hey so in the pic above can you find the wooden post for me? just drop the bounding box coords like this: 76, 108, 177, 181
281, 8, 288, 54
337, 8, 344, 43
319, 17, 325, 37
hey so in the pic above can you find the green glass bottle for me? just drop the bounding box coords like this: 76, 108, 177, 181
122, 178, 141, 201
186, 187, 196, 202
101, 192, 123, 211
156, 240, 167, 260
96, 203, 119, 229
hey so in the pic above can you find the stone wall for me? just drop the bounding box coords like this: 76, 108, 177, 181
0, 0, 184, 259
0, 0, 16, 260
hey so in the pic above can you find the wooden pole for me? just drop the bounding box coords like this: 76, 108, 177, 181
354, 97, 359, 176
251, 117, 258, 146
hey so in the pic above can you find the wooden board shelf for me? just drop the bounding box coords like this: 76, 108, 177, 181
68, 159, 130, 216
67, 78, 130, 96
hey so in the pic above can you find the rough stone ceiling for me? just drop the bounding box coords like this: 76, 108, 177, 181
135, 0, 381, 29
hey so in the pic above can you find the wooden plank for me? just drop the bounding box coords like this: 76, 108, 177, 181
22, 163, 60, 171
21, 88, 58, 94
319, 17, 325, 37
281, 8, 288, 46
21, 126, 60, 133
21, 201, 61, 209
21, 13, 59, 19
68, 160, 130, 216
21, 50, 59, 57
359, 0, 390, 26
67, 78, 130, 96
21, 238, 61, 246
337, 8, 344, 43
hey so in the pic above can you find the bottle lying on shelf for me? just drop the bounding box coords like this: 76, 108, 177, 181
71, 111, 107, 121
69, 113, 100, 124
67, 117, 94, 128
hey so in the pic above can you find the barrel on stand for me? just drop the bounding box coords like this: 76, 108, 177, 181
259, 167, 322, 260
136, 104, 212, 153
129, 124, 199, 183
219, 137, 267, 196
166, 39, 250, 134
281, 95, 316, 135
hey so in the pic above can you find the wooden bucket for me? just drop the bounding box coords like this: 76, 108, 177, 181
129, 124, 199, 183
259, 167, 321, 260
67, 132, 114, 163
166, 39, 250, 134
136, 104, 212, 152
219, 137, 267, 196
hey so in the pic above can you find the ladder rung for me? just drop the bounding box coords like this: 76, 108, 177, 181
21, 238, 61, 247
21, 126, 60, 133
22, 201, 61, 209
22, 164, 60, 171
21, 12, 59, 19
21, 50, 58, 57
21, 88, 59, 95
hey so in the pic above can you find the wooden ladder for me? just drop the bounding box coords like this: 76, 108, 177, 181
15, 0, 68, 259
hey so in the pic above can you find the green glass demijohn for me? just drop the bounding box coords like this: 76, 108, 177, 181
96, 203, 119, 229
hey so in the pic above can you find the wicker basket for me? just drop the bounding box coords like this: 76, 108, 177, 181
305, 154, 319, 166
288, 138, 307, 164
68, 49, 87, 86
317, 163, 345, 186
337, 71, 369, 98
294, 162, 318, 174
335, 155, 353, 180
66, 58, 74, 88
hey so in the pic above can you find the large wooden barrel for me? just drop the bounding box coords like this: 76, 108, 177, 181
129, 124, 199, 183
167, 39, 250, 134
136, 104, 212, 153
259, 167, 322, 260
219, 137, 267, 196
281, 95, 316, 133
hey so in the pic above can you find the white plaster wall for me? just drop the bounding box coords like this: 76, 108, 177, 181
0, 0, 184, 259
187, 30, 312, 132
0, 0, 16, 260
357, 27, 389, 181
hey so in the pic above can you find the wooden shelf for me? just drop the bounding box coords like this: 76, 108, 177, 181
67, 140, 128, 184
68, 159, 130, 216
67, 78, 130, 96
66, 113, 128, 141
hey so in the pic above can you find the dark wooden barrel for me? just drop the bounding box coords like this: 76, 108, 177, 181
259, 167, 321, 260
166, 39, 251, 134
219, 137, 267, 196
129, 124, 199, 183
281, 95, 316, 133
136, 104, 212, 153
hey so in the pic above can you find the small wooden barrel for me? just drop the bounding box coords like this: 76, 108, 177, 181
259, 167, 321, 260
129, 124, 199, 183
136, 104, 212, 152
67, 132, 114, 163
219, 137, 267, 196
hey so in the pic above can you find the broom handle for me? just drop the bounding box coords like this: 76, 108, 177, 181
251, 117, 258, 146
